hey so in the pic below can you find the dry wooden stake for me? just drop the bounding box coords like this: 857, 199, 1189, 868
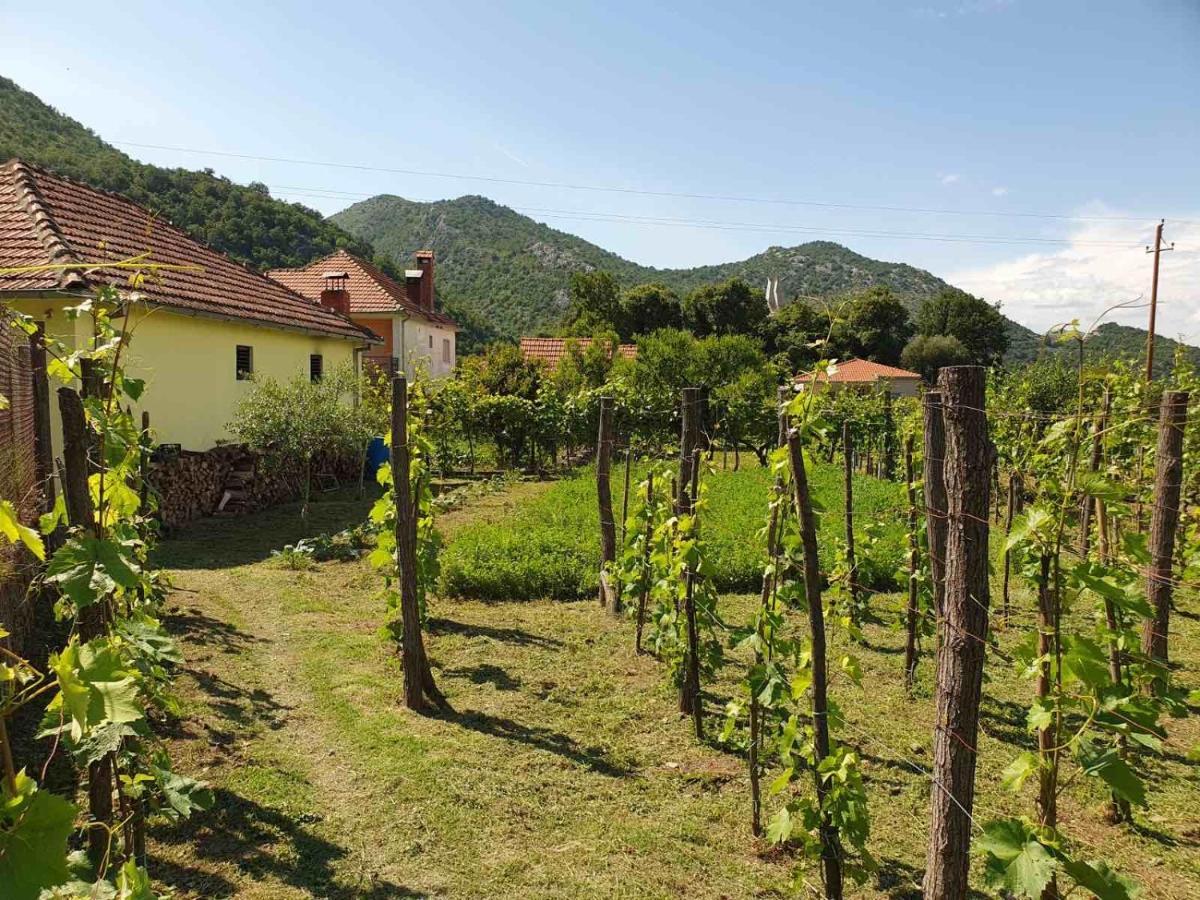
596, 396, 617, 611
1141, 390, 1188, 689
903, 434, 920, 690
923, 367, 990, 900
922, 389, 947, 621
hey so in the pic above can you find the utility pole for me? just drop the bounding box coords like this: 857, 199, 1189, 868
1144, 220, 1174, 381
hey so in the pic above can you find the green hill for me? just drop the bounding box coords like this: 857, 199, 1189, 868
4, 74, 1192, 371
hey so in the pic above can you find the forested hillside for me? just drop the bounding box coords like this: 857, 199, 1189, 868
331, 194, 975, 337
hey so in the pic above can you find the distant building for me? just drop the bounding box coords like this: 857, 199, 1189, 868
519, 336, 637, 369
271, 249, 459, 379
794, 358, 922, 397
0, 159, 380, 454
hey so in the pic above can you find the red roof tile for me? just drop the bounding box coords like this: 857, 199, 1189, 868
519, 336, 638, 368
795, 357, 921, 384
0, 159, 378, 343
269, 249, 459, 329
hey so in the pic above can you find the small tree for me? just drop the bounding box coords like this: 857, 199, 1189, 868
228, 369, 354, 523
901, 334, 972, 383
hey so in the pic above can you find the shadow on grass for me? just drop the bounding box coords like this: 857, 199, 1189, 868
427, 616, 564, 649
874, 856, 990, 899
164, 606, 269, 655
444, 708, 633, 777
443, 663, 522, 691
153, 787, 427, 899
978, 695, 1029, 747
154, 489, 378, 571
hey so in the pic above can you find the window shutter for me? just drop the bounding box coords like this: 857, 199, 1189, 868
310, 354, 323, 382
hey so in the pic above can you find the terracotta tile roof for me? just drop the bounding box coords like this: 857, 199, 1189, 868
795, 357, 921, 384
269, 249, 459, 329
519, 336, 638, 368
0, 159, 379, 343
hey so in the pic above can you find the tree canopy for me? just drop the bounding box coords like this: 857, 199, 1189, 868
916, 289, 1010, 366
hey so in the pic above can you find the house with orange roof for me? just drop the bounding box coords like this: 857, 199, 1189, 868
794, 357, 922, 397
0, 159, 381, 453
270, 249, 459, 379
519, 336, 637, 369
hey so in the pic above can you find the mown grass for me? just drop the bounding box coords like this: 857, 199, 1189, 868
148, 483, 1200, 899
439, 458, 908, 601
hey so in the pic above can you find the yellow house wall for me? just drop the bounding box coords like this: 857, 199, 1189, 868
8, 297, 364, 454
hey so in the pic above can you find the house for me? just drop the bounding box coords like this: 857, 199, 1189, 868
0, 159, 381, 454
519, 336, 638, 369
270, 249, 459, 379
794, 358, 923, 397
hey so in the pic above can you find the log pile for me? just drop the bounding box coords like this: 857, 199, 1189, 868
149, 444, 364, 531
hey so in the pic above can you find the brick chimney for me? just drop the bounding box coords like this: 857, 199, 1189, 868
415, 250, 435, 310
319, 272, 350, 316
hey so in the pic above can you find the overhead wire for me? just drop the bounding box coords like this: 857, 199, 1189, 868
111, 139, 1197, 226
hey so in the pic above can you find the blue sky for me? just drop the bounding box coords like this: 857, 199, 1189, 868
3, 0, 1198, 338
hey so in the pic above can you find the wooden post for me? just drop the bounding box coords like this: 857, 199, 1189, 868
1095, 496, 1131, 823
634, 471, 654, 654
1034, 553, 1058, 856
787, 421, 844, 900
842, 421, 860, 622
58, 387, 114, 863
29, 325, 56, 515
596, 396, 617, 611
1002, 471, 1019, 621
748, 386, 790, 836
1078, 388, 1111, 555
620, 443, 634, 546
922, 390, 948, 620
903, 435, 920, 690
923, 367, 990, 900
677, 388, 702, 728
1141, 390, 1188, 686
882, 389, 895, 481
392, 375, 448, 713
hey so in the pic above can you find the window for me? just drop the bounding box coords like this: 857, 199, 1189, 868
428, 334, 433, 349
236, 345, 253, 380
442, 338, 451, 363
310, 353, 323, 382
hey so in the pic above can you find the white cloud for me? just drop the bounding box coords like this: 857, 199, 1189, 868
940, 173, 961, 185
991, 186, 1009, 197
946, 215, 1200, 344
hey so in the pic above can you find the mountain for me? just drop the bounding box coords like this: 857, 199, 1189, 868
331, 194, 973, 337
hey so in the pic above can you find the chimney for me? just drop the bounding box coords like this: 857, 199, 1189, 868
415, 250, 435, 310
404, 268, 422, 309
319, 272, 350, 316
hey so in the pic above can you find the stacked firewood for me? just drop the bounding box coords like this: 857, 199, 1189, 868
149, 444, 364, 530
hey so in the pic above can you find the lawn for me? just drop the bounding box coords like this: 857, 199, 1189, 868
146, 478, 1200, 899
439, 458, 908, 601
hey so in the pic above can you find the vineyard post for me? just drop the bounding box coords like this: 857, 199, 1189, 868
1141, 390, 1188, 686
749, 386, 791, 836
922, 366, 990, 900
1002, 471, 1019, 621
596, 395, 617, 611
842, 421, 861, 620
634, 470, 654, 653
677, 388, 702, 728
1078, 387, 1111, 555
787, 418, 844, 900
29, 323, 56, 518
922, 390, 947, 620
882, 388, 895, 480
1094, 495, 1131, 823
903, 434, 920, 690
59, 386, 116, 863
392, 374, 448, 712
620, 441, 634, 546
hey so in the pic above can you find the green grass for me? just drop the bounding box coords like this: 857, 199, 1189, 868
146, 482, 1200, 899
439, 458, 908, 602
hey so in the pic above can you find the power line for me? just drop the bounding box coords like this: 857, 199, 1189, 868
263, 185, 1147, 248
113, 139, 1193, 226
